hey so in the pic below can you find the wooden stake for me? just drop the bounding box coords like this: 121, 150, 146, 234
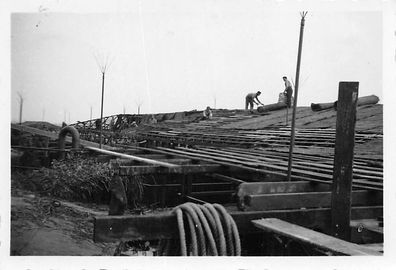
331, 81, 359, 241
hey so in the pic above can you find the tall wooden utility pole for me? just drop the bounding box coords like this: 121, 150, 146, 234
331, 82, 359, 241
99, 71, 105, 148
287, 12, 307, 181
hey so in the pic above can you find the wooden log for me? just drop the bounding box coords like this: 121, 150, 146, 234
311, 95, 378, 112
357, 95, 380, 106
244, 190, 381, 211
310, 102, 336, 112
252, 218, 381, 256
331, 82, 359, 241
257, 102, 288, 113
93, 206, 382, 243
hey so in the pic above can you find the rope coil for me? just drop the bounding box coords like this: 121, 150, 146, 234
158, 202, 241, 256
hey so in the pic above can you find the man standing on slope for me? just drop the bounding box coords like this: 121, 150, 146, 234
245, 91, 264, 111
283, 76, 293, 108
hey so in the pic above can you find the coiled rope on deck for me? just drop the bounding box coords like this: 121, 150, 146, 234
158, 202, 241, 256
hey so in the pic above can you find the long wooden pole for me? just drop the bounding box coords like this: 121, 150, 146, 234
99, 72, 105, 149
287, 12, 307, 181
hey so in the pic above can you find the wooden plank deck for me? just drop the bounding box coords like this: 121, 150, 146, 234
252, 218, 382, 256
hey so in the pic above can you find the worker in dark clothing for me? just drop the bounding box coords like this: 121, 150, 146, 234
202, 106, 213, 120
245, 91, 264, 110
283, 76, 293, 108
95, 119, 101, 130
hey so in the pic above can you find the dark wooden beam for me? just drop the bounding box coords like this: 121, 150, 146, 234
236, 181, 331, 210
238, 181, 331, 195
93, 206, 382, 243
331, 81, 359, 241
244, 190, 381, 211
118, 164, 223, 176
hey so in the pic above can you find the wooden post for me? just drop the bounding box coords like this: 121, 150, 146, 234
331, 81, 359, 241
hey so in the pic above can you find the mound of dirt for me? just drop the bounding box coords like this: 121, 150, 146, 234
10, 188, 117, 256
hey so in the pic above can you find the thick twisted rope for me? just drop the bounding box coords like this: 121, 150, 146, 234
161, 202, 241, 256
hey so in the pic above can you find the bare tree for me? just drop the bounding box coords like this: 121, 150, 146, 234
94, 52, 113, 148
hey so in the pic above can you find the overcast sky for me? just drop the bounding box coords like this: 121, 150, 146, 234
10, 1, 384, 124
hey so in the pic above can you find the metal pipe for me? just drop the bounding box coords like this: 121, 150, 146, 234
59, 126, 81, 159
85, 146, 179, 168
287, 12, 307, 181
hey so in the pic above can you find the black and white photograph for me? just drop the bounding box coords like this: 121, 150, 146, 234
1, 0, 395, 269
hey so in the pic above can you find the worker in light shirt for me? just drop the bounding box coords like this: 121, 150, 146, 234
245, 91, 264, 111
283, 76, 293, 108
